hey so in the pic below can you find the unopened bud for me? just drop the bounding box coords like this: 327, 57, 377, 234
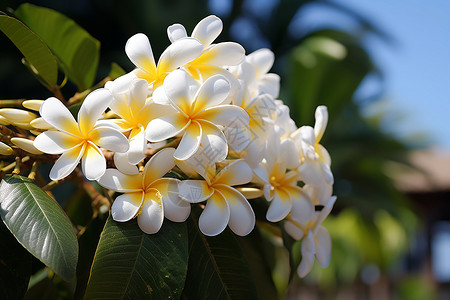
0, 108, 37, 123
0, 142, 14, 155
10, 137, 43, 155
0, 115, 10, 125
22, 100, 44, 111
31, 117, 53, 130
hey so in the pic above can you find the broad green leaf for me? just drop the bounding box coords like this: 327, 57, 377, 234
15, 3, 100, 91
0, 175, 78, 281
182, 210, 259, 300
0, 221, 32, 300
0, 14, 58, 88
84, 216, 188, 299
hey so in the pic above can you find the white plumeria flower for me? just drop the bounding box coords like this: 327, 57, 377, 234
146, 69, 249, 162
293, 106, 333, 186
167, 15, 245, 83
126, 32, 203, 90
98, 148, 190, 234
284, 196, 336, 278
178, 159, 255, 236
105, 78, 174, 165
246, 48, 280, 98
34, 89, 129, 181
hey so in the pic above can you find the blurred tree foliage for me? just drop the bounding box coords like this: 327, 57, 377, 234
0, 0, 420, 297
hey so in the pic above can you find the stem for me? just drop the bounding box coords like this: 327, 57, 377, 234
42, 180, 60, 191
67, 77, 111, 105
52, 88, 66, 104
12, 157, 21, 174
1, 156, 30, 173
28, 161, 39, 180
0, 99, 25, 108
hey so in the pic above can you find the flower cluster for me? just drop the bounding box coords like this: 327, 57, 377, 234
0, 15, 336, 278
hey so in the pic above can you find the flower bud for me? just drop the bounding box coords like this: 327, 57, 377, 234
0, 108, 37, 123
10, 137, 43, 155
22, 100, 45, 111
30, 117, 53, 130
0, 142, 14, 155
0, 115, 10, 125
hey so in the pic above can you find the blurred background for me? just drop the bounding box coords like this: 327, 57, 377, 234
1, 0, 449, 299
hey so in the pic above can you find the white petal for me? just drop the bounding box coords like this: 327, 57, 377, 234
30, 117, 52, 130
167, 23, 187, 42
49, 144, 84, 180
195, 105, 249, 128
214, 159, 252, 186
34, 130, 81, 154
216, 185, 255, 236
178, 180, 214, 203
191, 74, 230, 114
151, 86, 171, 105
297, 231, 316, 278
145, 112, 190, 142
199, 190, 229, 236
253, 164, 269, 184
298, 160, 332, 186
125, 33, 157, 75
284, 221, 304, 240
78, 88, 113, 135
174, 121, 202, 160
89, 126, 129, 153
287, 186, 314, 223
143, 147, 176, 186
247, 48, 274, 77
258, 73, 280, 98
153, 178, 190, 222
0, 108, 36, 123
163, 69, 197, 113
192, 120, 227, 163
97, 168, 141, 192
314, 106, 328, 143
127, 128, 146, 165
10, 137, 43, 155
40, 97, 80, 135
111, 192, 144, 222
225, 125, 251, 151
113, 152, 139, 175
197, 42, 245, 66
315, 226, 332, 267
22, 100, 44, 111
192, 15, 222, 47
137, 191, 164, 234
280, 138, 301, 169
266, 188, 292, 222
129, 79, 149, 117
81, 143, 106, 181
157, 38, 203, 74
105, 72, 139, 95
318, 144, 331, 166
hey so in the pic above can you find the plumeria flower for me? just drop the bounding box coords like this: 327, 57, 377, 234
254, 130, 313, 222
125, 32, 203, 90
98, 148, 190, 234
284, 196, 337, 277
146, 69, 249, 162
34, 89, 129, 180
167, 15, 245, 84
105, 78, 174, 165
246, 49, 280, 98
293, 106, 333, 186
178, 159, 255, 236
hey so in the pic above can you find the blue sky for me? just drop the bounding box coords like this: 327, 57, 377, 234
331, 0, 450, 150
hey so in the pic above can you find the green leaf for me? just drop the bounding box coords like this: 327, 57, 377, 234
0, 175, 79, 281
0, 14, 58, 88
84, 216, 188, 299
0, 221, 32, 300
15, 3, 100, 91
182, 210, 259, 300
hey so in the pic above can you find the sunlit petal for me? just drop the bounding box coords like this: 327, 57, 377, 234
193, 120, 227, 163
258, 73, 280, 98
89, 126, 129, 153
216, 185, 254, 236
145, 112, 190, 142
111, 192, 144, 222
127, 128, 146, 165
214, 159, 252, 186
178, 180, 214, 203
191, 74, 230, 115
143, 147, 176, 187
195, 42, 245, 66
174, 121, 202, 160
129, 79, 149, 117
157, 38, 203, 74
113, 152, 139, 175
125, 33, 157, 76
280, 138, 301, 169
40, 97, 80, 136
163, 69, 197, 113
199, 190, 229, 236
78, 88, 113, 135
192, 15, 222, 47
167, 23, 187, 42
49, 144, 84, 181
314, 106, 328, 143
10, 138, 43, 155
137, 190, 164, 234
97, 168, 141, 192
266, 188, 292, 222
153, 178, 191, 222
315, 226, 332, 267
297, 231, 316, 278
34, 130, 81, 154
286, 186, 314, 223
247, 48, 274, 77
195, 105, 249, 128
81, 143, 107, 180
